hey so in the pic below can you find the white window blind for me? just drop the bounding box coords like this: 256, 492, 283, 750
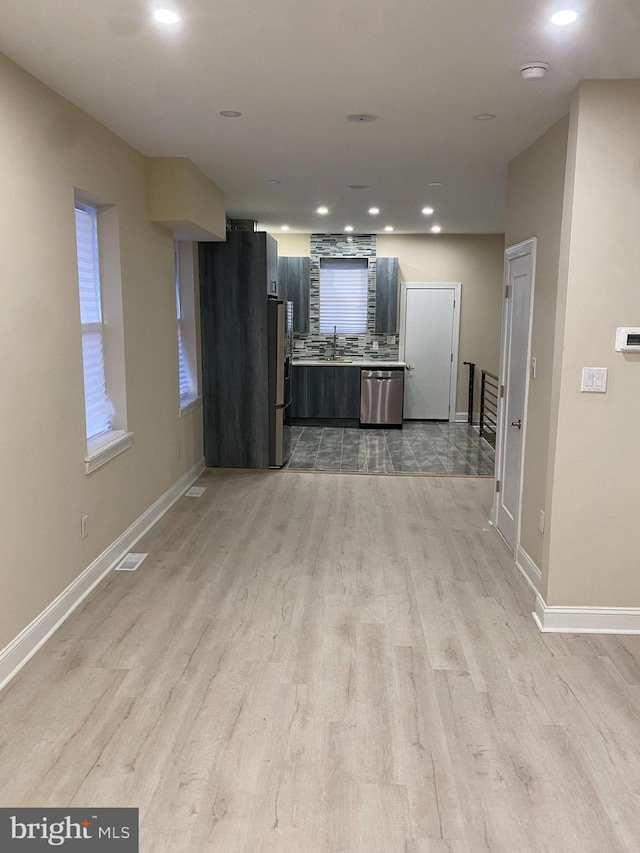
75, 204, 113, 439
175, 243, 195, 404
319, 257, 368, 334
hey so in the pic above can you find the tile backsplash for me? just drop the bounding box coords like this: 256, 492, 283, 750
292, 234, 400, 361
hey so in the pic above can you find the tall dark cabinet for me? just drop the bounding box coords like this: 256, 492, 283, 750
199, 231, 277, 468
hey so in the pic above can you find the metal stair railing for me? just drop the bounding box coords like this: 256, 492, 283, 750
479, 370, 499, 446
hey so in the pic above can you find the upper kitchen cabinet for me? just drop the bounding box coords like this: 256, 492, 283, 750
375, 257, 399, 333
278, 257, 310, 333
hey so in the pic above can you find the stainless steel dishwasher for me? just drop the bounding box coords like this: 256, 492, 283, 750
360, 369, 404, 427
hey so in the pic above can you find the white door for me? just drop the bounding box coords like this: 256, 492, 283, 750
402, 284, 460, 420
495, 241, 535, 551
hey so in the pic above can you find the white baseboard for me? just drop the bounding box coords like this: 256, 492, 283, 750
0, 457, 205, 693
455, 411, 479, 425
516, 546, 542, 595
533, 594, 640, 634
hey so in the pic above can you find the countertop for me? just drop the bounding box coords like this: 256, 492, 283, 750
293, 360, 407, 368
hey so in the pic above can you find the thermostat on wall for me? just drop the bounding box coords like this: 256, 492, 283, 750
615, 327, 640, 352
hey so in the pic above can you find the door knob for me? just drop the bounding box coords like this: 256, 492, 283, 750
510, 419, 522, 429
405, 363, 414, 371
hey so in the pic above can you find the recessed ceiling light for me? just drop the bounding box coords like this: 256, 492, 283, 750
153, 8, 182, 24
347, 185, 370, 191
368, 207, 380, 215
431, 225, 442, 233
429, 181, 443, 187
219, 110, 242, 118
281, 225, 290, 231
344, 225, 354, 232
266, 179, 282, 185
346, 114, 379, 123
421, 207, 434, 215
316, 206, 329, 215
473, 114, 496, 121
551, 9, 579, 25
384, 225, 394, 232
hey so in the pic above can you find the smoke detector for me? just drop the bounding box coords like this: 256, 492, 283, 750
520, 62, 549, 80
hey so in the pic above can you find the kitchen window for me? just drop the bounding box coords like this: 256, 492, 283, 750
319, 257, 368, 334
174, 241, 200, 416
74, 196, 132, 473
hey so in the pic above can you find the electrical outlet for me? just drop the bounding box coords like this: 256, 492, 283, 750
372, 341, 379, 351
81, 515, 88, 540
538, 510, 545, 534
176, 445, 181, 460
387, 335, 396, 345
531, 357, 537, 379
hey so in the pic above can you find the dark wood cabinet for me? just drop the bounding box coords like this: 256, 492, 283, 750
266, 235, 278, 296
290, 365, 361, 418
278, 256, 310, 332
333, 367, 361, 418
375, 257, 399, 333
199, 231, 277, 468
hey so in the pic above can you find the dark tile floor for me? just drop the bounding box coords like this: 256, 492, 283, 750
285, 421, 495, 476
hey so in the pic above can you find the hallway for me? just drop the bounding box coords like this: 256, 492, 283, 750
1, 469, 639, 851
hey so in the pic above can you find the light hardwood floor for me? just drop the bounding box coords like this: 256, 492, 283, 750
1, 469, 640, 851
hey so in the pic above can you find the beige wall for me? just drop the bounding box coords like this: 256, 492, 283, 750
146, 157, 226, 241
543, 81, 640, 607
0, 54, 204, 650
505, 116, 569, 571
271, 232, 310, 256
378, 235, 504, 413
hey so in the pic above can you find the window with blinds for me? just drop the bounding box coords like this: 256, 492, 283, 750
174, 242, 198, 411
319, 257, 368, 334
75, 203, 113, 440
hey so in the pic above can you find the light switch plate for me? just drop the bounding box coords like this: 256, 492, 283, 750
372, 341, 379, 350
581, 367, 608, 393
387, 335, 396, 345
530, 357, 537, 379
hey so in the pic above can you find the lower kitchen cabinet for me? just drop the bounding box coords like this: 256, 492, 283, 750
333, 366, 361, 418
290, 365, 361, 418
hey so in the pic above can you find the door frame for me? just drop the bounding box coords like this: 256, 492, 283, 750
493, 238, 537, 548
399, 282, 461, 422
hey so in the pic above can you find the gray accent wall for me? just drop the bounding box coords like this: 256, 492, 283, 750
292, 234, 400, 361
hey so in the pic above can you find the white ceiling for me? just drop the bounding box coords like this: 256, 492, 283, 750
2, 0, 640, 234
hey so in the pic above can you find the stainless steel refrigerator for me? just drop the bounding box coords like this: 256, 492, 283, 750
268, 298, 293, 467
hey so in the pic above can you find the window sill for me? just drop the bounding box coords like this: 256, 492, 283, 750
85, 429, 134, 474
179, 396, 201, 418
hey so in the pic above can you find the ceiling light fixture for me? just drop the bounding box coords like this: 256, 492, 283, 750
219, 110, 242, 117
473, 114, 496, 121
266, 179, 282, 185
429, 181, 443, 187
431, 225, 442, 233
344, 225, 354, 232
384, 225, 393, 232
346, 114, 379, 123
347, 185, 370, 191
421, 207, 434, 215
281, 225, 290, 231
153, 8, 182, 24
551, 9, 579, 25
368, 207, 380, 215
316, 206, 329, 215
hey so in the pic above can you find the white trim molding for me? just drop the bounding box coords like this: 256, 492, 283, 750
534, 594, 640, 634
85, 429, 134, 474
0, 457, 205, 693
516, 546, 542, 595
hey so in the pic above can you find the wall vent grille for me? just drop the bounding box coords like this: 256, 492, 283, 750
185, 486, 206, 497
